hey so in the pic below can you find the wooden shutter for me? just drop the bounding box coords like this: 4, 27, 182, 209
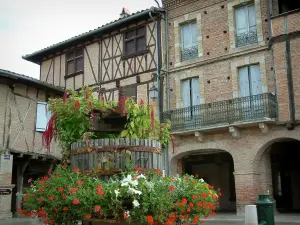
250, 64, 262, 96
248, 5, 256, 32
191, 23, 198, 47
36, 102, 51, 132
182, 79, 191, 108
239, 67, 250, 97
191, 78, 200, 106
181, 24, 192, 49
235, 6, 247, 34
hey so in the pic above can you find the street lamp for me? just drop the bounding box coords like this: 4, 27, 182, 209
149, 84, 159, 100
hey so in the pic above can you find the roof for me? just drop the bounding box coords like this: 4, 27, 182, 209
0, 69, 65, 93
23, 7, 164, 65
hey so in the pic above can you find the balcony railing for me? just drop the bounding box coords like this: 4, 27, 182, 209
181, 45, 198, 61
236, 30, 258, 47
163, 93, 277, 132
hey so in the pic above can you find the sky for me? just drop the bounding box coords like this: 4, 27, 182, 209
0, 0, 162, 79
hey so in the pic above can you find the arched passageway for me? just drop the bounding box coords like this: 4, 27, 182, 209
181, 150, 236, 212
257, 138, 300, 213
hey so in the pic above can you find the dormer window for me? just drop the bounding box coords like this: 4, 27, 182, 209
124, 27, 146, 57
66, 48, 84, 76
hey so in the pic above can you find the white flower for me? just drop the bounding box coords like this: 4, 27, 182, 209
137, 174, 146, 179
114, 189, 120, 197
132, 199, 140, 208
128, 187, 142, 195
200, 178, 204, 183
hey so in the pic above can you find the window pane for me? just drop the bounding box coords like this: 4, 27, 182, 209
191, 23, 198, 46
36, 102, 48, 131
76, 57, 84, 72
67, 52, 74, 60
248, 5, 256, 31
125, 30, 135, 39
239, 67, 250, 97
137, 27, 145, 36
123, 86, 137, 99
235, 6, 247, 34
75, 49, 84, 57
67, 61, 75, 75
181, 24, 191, 48
125, 40, 135, 55
137, 37, 146, 52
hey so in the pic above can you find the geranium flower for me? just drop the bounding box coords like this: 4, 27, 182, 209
58, 187, 64, 192
124, 211, 130, 219
63, 207, 69, 211
96, 185, 103, 191
73, 168, 79, 173
38, 197, 43, 203
169, 185, 175, 191
43, 176, 49, 181
94, 205, 101, 212
69, 188, 78, 194
62, 163, 67, 168
97, 190, 104, 195
48, 195, 54, 201
39, 187, 44, 192
28, 178, 33, 183
77, 180, 83, 185
147, 215, 154, 224
49, 220, 55, 224
39, 181, 44, 185
84, 214, 92, 219
73, 199, 80, 205
132, 199, 140, 208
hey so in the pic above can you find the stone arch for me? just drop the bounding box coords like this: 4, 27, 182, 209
169, 140, 237, 176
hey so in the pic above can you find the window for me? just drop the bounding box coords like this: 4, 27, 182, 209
182, 78, 200, 108
124, 27, 146, 57
36, 102, 51, 132
66, 48, 84, 76
181, 22, 198, 61
123, 86, 137, 99
235, 4, 258, 47
278, 0, 300, 14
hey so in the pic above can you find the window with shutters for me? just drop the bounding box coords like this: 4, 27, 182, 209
235, 4, 258, 47
122, 86, 137, 99
66, 48, 84, 77
181, 77, 200, 109
124, 27, 146, 57
181, 22, 198, 61
36, 102, 51, 132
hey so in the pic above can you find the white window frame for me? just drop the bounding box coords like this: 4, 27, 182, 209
36, 102, 51, 132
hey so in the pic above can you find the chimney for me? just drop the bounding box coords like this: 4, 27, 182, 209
120, 8, 131, 19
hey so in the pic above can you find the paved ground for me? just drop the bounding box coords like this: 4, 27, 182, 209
1, 214, 300, 225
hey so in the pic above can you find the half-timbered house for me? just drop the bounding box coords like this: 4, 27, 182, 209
23, 7, 165, 107
0, 69, 64, 218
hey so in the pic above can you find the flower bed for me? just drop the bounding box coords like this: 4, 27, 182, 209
20, 165, 220, 225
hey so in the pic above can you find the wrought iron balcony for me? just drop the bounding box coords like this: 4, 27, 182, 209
236, 30, 258, 47
163, 93, 277, 133
181, 45, 198, 61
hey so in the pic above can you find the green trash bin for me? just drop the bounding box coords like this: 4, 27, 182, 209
256, 194, 275, 225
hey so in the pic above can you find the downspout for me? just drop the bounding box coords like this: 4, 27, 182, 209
284, 16, 295, 130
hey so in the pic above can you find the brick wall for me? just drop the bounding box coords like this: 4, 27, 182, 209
271, 11, 300, 37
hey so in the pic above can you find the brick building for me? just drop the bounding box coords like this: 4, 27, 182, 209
162, 0, 300, 214
0, 69, 63, 218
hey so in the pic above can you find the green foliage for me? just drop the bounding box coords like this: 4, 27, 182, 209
121, 98, 171, 147
21, 165, 219, 225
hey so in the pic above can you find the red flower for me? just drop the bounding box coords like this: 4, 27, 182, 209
49, 220, 55, 225
192, 195, 197, 199
97, 190, 104, 195
69, 188, 78, 194
63, 207, 69, 211
77, 180, 83, 186
147, 215, 154, 224
134, 167, 142, 172
62, 163, 67, 168
62, 194, 66, 200
43, 176, 49, 181
169, 185, 175, 191
73, 199, 80, 205
94, 205, 101, 212
84, 214, 92, 219
124, 211, 130, 219
201, 193, 207, 198
38, 197, 43, 203
48, 195, 54, 201
39, 187, 44, 192
73, 168, 79, 173
195, 174, 199, 178
58, 187, 64, 192
185, 177, 189, 181
96, 185, 103, 191
189, 203, 194, 208
39, 181, 44, 185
